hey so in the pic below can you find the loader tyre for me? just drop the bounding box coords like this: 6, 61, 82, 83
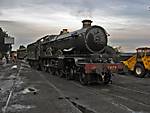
134, 63, 146, 78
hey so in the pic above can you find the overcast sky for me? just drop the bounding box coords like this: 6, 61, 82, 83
0, 0, 150, 52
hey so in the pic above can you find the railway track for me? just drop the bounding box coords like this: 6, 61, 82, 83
2, 64, 21, 113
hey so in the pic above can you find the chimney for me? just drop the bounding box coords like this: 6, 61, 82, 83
60, 29, 69, 35
82, 20, 93, 28
62, 29, 68, 34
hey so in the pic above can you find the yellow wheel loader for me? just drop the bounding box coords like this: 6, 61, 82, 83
122, 47, 150, 77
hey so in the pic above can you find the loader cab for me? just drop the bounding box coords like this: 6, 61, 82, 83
122, 47, 150, 78
134, 47, 150, 78
136, 47, 150, 58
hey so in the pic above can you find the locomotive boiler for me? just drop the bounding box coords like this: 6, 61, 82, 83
27, 20, 121, 85
46, 20, 108, 55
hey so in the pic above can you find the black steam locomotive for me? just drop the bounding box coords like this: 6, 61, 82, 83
27, 20, 120, 85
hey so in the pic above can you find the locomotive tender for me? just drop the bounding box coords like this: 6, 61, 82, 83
27, 20, 120, 85
17, 48, 27, 60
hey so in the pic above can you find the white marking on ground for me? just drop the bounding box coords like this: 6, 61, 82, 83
71, 81, 150, 108
2, 90, 13, 113
111, 84, 150, 95
93, 87, 150, 107
8, 74, 16, 79
2, 104, 35, 112
111, 101, 148, 113
11, 65, 17, 69
2, 64, 21, 113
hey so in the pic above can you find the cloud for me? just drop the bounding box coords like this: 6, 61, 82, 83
0, 0, 150, 51
0, 0, 150, 24
109, 37, 150, 52
0, 11, 2, 16
0, 20, 59, 49
0, 0, 149, 19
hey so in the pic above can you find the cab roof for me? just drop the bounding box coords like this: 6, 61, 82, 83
136, 47, 150, 51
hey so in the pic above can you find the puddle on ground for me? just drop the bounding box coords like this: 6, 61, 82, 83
21, 87, 38, 94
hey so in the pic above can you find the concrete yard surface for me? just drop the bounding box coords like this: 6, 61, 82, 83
0, 62, 150, 113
